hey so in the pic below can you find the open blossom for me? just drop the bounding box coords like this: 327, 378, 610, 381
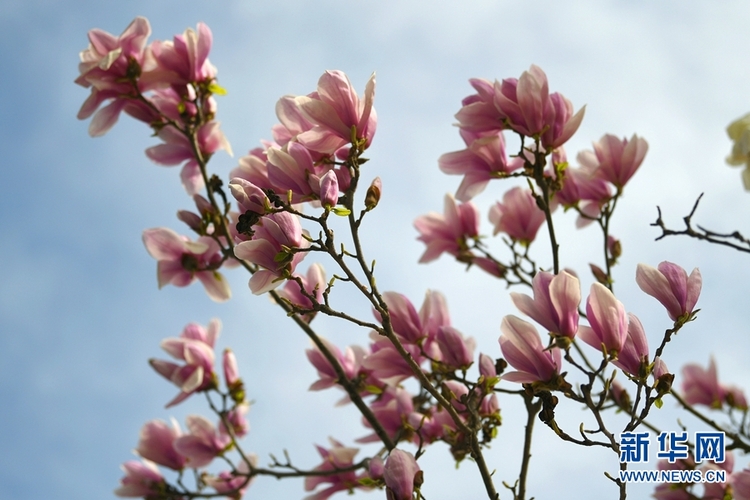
142, 227, 231, 302
149, 319, 220, 407
304, 439, 369, 500
435, 326, 475, 370
173, 415, 230, 469
493, 65, 585, 149
114, 460, 166, 498
76, 17, 155, 137
278, 263, 327, 323
578, 283, 628, 355
681, 357, 747, 409
554, 149, 612, 226
306, 337, 362, 391
414, 194, 480, 263
636, 261, 701, 322
726, 113, 750, 190
294, 70, 377, 154
204, 457, 256, 498
499, 315, 562, 384
510, 270, 580, 339
454, 77, 503, 134
438, 130, 523, 201
489, 187, 547, 244
384, 449, 421, 500
148, 22, 216, 86
136, 419, 186, 471
592, 133, 648, 189
233, 212, 308, 294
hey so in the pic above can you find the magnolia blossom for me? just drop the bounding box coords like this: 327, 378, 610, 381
438, 130, 523, 201
294, 70, 377, 154
233, 212, 308, 294
204, 457, 256, 498
114, 460, 166, 498
681, 357, 747, 410
173, 415, 230, 469
499, 315, 562, 384
489, 187, 547, 244
148, 22, 217, 86
135, 419, 186, 470
454, 77, 504, 134
493, 65, 585, 149
611, 313, 649, 377
358, 387, 415, 443
731, 467, 750, 500
592, 133, 648, 189
149, 319, 220, 407
636, 261, 701, 322
726, 113, 750, 190
434, 326, 475, 370
384, 449, 421, 500
414, 194, 480, 263
276, 263, 327, 323
304, 439, 369, 500
510, 270, 580, 339
306, 337, 363, 391
229, 177, 271, 215
554, 149, 612, 227
142, 227, 231, 302
578, 283, 627, 355
76, 17, 156, 137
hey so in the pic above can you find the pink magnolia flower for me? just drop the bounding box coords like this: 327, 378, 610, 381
358, 387, 415, 443
479, 353, 497, 379
233, 212, 308, 294
489, 187, 547, 244
229, 177, 271, 215
319, 170, 339, 208
438, 130, 523, 201
304, 438, 369, 500
278, 263, 327, 323
435, 326, 475, 370
700, 451, 734, 500
554, 149, 612, 227
145, 122, 232, 195
219, 402, 250, 439
136, 419, 186, 471
510, 270, 580, 339
414, 193, 480, 263
611, 313, 649, 377
294, 70, 377, 154
147, 22, 217, 86
499, 315, 562, 384
173, 415, 231, 469
454, 77, 504, 134
362, 334, 424, 387
636, 261, 702, 322
265, 142, 319, 202
142, 227, 231, 302
731, 467, 750, 500
306, 337, 362, 391
577, 283, 628, 356
593, 133, 648, 189
681, 358, 725, 408
204, 457, 256, 499
493, 65, 585, 149
76, 17, 156, 137
230, 145, 275, 191
149, 319, 220, 407
384, 449, 421, 500
114, 459, 166, 498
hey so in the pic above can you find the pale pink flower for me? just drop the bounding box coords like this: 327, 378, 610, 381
375, 292, 424, 344
414, 194, 480, 263
636, 261, 701, 322
499, 315, 562, 384
731, 467, 750, 500
204, 457, 256, 498
439, 130, 523, 201
278, 263, 327, 323
233, 212, 308, 294
222, 348, 243, 397
147, 22, 217, 85
611, 313, 649, 377
142, 227, 231, 302
76, 17, 155, 137
219, 402, 250, 439
295, 70, 377, 154
173, 415, 230, 469
306, 337, 361, 391
479, 353, 497, 378
555, 150, 612, 227
114, 459, 166, 498
681, 358, 725, 408
358, 388, 415, 443
319, 170, 340, 208
265, 142, 319, 202
384, 449, 421, 500
229, 178, 270, 215
135, 419, 186, 471
362, 335, 423, 386
653, 458, 692, 500
577, 283, 628, 356
149, 319, 220, 407
304, 439, 369, 500
230, 145, 275, 191
368, 456, 385, 480
489, 187, 547, 244
493, 65, 585, 149
435, 326, 475, 370
593, 133, 648, 189
510, 270, 580, 339
454, 77, 503, 134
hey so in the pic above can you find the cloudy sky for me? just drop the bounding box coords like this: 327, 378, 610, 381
2, 1, 750, 499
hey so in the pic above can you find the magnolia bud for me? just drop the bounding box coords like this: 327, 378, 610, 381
365, 177, 382, 211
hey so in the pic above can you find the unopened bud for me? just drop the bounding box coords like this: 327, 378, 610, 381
177, 210, 203, 233
365, 177, 382, 211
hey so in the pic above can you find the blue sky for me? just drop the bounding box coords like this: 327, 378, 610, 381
2, 1, 750, 499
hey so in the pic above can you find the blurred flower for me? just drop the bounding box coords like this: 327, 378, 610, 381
592, 133, 648, 189
726, 113, 750, 190
173, 415, 230, 468
135, 419, 186, 471
489, 187, 547, 245
304, 438, 368, 499
114, 460, 166, 498
384, 449, 421, 500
